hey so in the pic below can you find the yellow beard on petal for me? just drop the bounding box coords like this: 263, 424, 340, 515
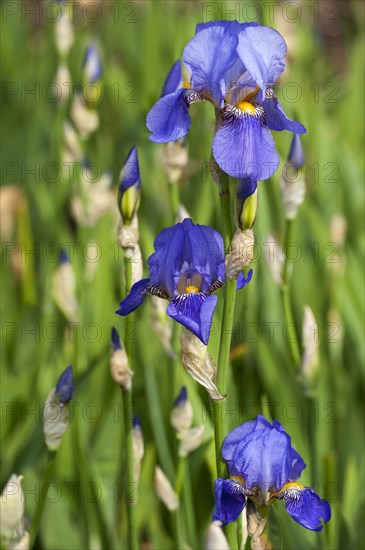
235, 101, 256, 115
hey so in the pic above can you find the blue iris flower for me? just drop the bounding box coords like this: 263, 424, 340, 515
146, 21, 305, 180
116, 218, 252, 345
213, 415, 331, 531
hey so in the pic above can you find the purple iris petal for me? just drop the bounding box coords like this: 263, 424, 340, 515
213, 108, 279, 180
213, 478, 246, 525
55, 366, 74, 404
161, 60, 182, 97
283, 487, 331, 531
232, 427, 293, 493
116, 278, 150, 316
148, 224, 186, 296
236, 269, 253, 290
167, 293, 218, 345
237, 26, 287, 93
183, 26, 239, 107
222, 415, 270, 475
272, 420, 306, 480
263, 94, 306, 134
118, 146, 140, 192
237, 178, 257, 201
146, 89, 191, 143
185, 222, 224, 288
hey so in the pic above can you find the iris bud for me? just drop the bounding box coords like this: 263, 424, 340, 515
154, 467, 179, 511
170, 387, 193, 437
132, 416, 144, 483
110, 328, 133, 391
117, 146, 141, 225
43, 366, 74, 451
204, 523, 230, 550
280, 134, 305, 220
0, 475, 24, 541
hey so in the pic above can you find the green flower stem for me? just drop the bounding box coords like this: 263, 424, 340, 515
168, 180, 180, 221
281, 219, 301, 367
29, 451, 57, 549
121, 248, 139, 550
175, 456, 186, 497
211, 170, 239, 549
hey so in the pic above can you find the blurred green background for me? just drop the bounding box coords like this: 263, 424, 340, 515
1, 1, 364, 549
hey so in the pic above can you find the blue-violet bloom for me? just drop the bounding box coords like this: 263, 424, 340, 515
147, 21, 306, 180
213, 415, 331, 531
116, 218, 252, 345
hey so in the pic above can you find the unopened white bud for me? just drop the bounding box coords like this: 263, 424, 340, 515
170, 388, 193, 436
132, 420, 144, 483
71, 93, 99, 138
225, 228, 254, 279
330, 213, 347, 246
0, 186, 25, 241
55, 12, 74, 57
62, 122, 81, 164
204, 522, 230, 550
161, 140, 188, 183
55, 64, 71, 102
301, 306, 319, 384
53, 261, 79, 322
154, 466, 179, 512
117, 218, 143, 285
280, 167, 305, 221
180, 329, 223, 400
264, 234, 284, 286
43, 389, 70, 451
8, 531, 30, 550
179, 426, 204, 457
0, 475, 24, 540
110, 347, 133, 391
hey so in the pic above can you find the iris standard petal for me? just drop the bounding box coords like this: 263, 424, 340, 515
183, 26, 239, 107
161, 60, 182, 97
146, 89, 191, 143
236, 269, 253, 290
237, 178, 257, 201
213, 478, 246, 525
222, 415, 270, 474
212, 106, 279, 180
282, 485, 331, 531
237, 26, 287, 93
263, 92, 306, 134
272, 420, 306, 481
232, 425, 293, 492
116, 278, 150, 316
287, 133, 305, 168
148, 224, 186, 296
166, 293, 218, 345
185, 221, 225, 287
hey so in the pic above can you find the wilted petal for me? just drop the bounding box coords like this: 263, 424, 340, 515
154, 466, 179, 511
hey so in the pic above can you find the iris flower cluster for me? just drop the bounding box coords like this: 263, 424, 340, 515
147, 21, 306, 180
